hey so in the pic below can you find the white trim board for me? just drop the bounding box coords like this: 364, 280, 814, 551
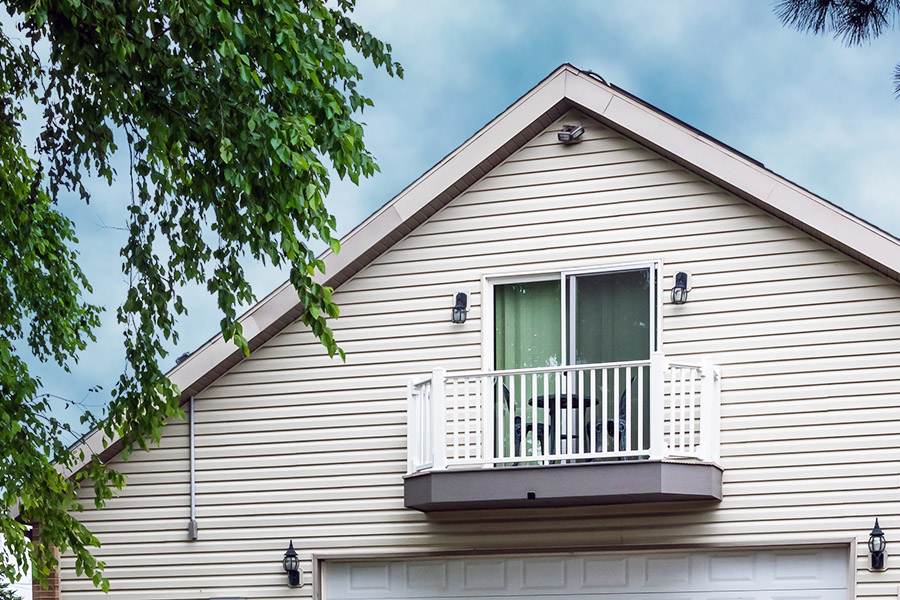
313, 540, 857, 600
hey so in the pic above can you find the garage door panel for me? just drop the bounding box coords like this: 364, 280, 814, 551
462, 559, 508, 590
582, 556, 628, 588
326, 593, 846, 600
325, 549, 847, 600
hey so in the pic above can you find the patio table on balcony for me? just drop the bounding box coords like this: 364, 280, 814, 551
529, 392, 595, 456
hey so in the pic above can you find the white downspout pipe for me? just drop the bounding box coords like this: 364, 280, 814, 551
188, 395, 198, 540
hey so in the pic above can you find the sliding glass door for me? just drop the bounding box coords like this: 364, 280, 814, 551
493, 264, 657, 459
569, 268, 652, 365
493, 280, 560, 459
568, 268, 653, 454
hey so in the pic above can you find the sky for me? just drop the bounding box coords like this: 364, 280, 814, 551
14, 0, 900, 442
4, 1, 900, 595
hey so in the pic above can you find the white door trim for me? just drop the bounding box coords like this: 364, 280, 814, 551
313, 539, 856, 600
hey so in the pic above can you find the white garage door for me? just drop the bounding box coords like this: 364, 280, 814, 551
325, 548, 848, 600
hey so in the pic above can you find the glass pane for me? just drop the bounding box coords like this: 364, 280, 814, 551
573, 269, 650, 364
494, 280, 561, 370
494, 280, 560, 461
572, 268, 652, 458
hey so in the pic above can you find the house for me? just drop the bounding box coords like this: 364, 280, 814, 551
40, 64, 900, 600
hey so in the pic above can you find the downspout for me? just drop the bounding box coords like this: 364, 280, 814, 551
188, 395, 199, 540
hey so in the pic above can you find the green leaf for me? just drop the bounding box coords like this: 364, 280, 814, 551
219, 138, 234, 163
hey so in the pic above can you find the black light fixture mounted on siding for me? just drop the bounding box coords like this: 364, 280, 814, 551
557, 123, 585, 144
283, 540, 301, 586
451, 292, 468, 324
671, 271, 691, 305
869, 519, 887, 572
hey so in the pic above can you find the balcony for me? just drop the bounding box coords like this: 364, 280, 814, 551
405, 353, 722, 511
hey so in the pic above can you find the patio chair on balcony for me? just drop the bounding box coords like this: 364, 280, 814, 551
501, 384, 545, 463
586, 375, 636, 455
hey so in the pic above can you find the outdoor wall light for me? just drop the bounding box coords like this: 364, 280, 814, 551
557, 123, 585, 144
451, 292, 468, 324
869, 519, 887, 572
671, 271, 692, 305
283, 540, 302, 586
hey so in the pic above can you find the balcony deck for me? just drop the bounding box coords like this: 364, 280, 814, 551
405, 354, 722, 511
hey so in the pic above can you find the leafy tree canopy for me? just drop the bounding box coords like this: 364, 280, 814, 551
775, 0, 900, 95
0, 0, 400, 590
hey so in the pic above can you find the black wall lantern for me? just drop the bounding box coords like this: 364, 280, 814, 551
671, 271, 691, 305
451, 292, 468, 324
869, 519, 887, 571
283, 540, 301, 586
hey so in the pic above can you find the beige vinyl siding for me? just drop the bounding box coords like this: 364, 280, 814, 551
62, 110, 900, 599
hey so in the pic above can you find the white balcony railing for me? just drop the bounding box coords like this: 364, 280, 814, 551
407, 353, 720, 474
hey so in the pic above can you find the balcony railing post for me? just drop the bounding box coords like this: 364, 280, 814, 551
649, 351, 667, 460
699, 358, 721, 464
481, 376, 494, 466
431, 368, 447, 470
406, 379, 416, 474
712, 361, 722, 463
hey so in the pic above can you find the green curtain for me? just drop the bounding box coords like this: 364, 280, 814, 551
494, 280, 561, 370
573, 269, 650, 364
573, 269, 651, 452
494, 280, 560, 459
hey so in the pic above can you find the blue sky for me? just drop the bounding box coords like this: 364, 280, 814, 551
16, 0, 900, 443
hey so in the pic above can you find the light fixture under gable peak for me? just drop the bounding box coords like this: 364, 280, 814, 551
557, 123, 585, 144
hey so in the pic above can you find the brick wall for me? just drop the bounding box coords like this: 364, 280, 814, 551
31, 525, 59, 600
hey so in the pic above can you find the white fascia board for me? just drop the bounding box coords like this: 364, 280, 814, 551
763, 183, 900, 262
563, 69, 900, 278
54, 276, 302, 481
322, 65, 571, 277
149, 61, 576, 401
167, 275, 300, 388
322, 204, 404, 278
393, 69, 569, 222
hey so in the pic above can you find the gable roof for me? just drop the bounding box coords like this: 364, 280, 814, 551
73, 62, 900, 471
